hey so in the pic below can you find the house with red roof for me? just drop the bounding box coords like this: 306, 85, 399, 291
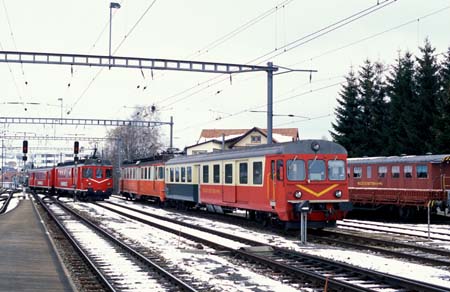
185, 127, 299, 155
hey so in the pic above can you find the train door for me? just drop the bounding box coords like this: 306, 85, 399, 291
222, 161, 236, 203
268, 158, 284, 208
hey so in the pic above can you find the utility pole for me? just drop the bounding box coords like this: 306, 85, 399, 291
267, 62, 274, 144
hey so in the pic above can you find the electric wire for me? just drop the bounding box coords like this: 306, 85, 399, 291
67, 0, 158, 115
249, 0, 398, 65
291, 5, 450, 67
155, 0, 293, 106
186, 0, 293, 59
157, 0, 398, 110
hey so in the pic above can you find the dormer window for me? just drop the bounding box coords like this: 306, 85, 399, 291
251, 135, 261, 143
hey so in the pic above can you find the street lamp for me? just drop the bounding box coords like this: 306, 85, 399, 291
109, 2, 121, 58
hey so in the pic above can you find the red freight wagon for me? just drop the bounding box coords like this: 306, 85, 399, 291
348, 155, 450, 218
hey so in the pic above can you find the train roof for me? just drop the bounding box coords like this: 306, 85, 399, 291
348, 154, 450, 165
57, 158, 112, 167
122, 153, 174, 167
166, 140, 346, 165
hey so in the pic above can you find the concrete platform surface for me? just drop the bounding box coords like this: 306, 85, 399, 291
0, 197, 73, 291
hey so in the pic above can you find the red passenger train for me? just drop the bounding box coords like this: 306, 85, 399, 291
121, 140, 351, 228
348, 155, 450, 218
28, 158, 113, 200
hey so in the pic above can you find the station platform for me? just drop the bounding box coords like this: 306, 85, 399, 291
0, 195, 74, 292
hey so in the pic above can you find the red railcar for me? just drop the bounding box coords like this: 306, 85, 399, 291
348, 155, 450, 218
165, 140, 350, 229
28, 167, 55, 193
55, 158, 113, 200
29, 158, 113, 200
120, 158, 167, 202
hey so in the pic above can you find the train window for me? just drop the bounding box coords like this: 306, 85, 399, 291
213, 164, 220, 183
239, 162, 248, 184
82, 168, 93, 178
143, 168, 147, 179
378, 166, 387, 178
181, 167, 186, 182
328, 160, 345, 180
270, 161, 276, 180
187, 167, 192, 183
158, 167, 164, 180
353, 166, 362, 178
175, 167, 180, 182
367, 166, 372, 179
308, 160, 325, 181
392, 166, 400, 178
106, 169, 112, 178
253, 162, 263, 185
95, 168, 103, 179
287, 159, 305, 181
276, 160, 284, 180
404, 165, 412, 178
203, 165, 209, 183
170, 168, 174, 182
225, 164, 233, 184
416, 165, 428, 178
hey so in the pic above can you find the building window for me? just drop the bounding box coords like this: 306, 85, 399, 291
404, 165, 412, 178
239, 163, 248, 184
203, 165, 209, 183
213, 164, 220, 183
417, 165, 428, 178
225, 164, 233, 184
392, 166, 400, 178
251, 135, 261, 143
378, 166, 387, 178
353, 166, 362, 178
253, 162, 263, 185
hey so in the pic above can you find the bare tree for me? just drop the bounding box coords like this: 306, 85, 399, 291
104, 105, 163, 163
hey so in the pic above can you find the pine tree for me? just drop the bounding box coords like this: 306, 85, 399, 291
331, 69, 363, 157
386, 51, 419, 155
435, 47, 450, 153
415, 39, 440, 153
357, 60, 388, 156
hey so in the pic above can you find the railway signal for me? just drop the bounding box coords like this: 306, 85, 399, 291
22, 140, 28, 161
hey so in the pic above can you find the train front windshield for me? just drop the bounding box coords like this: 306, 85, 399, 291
287, 159, 346, 181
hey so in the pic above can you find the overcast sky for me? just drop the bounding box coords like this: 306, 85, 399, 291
1, 0, 449, 154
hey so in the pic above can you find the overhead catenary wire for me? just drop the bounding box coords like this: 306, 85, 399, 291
155, 0, 294, 106
157, 0, 398, 110
67, 0, 158, 115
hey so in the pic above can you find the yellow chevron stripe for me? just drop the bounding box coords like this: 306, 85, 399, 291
296, 184, 339, 198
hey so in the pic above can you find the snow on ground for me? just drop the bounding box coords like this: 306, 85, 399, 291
70, 202, 308, 292
338, 219, 450, 241
102, 197, 450, 289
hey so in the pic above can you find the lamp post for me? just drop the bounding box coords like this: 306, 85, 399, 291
109, 2, 121, 58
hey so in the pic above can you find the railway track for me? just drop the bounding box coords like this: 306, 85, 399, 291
0, 190, 14, 214
35, 194, 211, 292
339, 219, 450, 241
97, 200, 450, 292
309, 229, 450, 267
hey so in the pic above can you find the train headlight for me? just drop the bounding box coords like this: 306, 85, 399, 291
311, 141, 320, 152
294, 191, 302, 199
88, 182, 92, 186
335, 190, 343, 198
